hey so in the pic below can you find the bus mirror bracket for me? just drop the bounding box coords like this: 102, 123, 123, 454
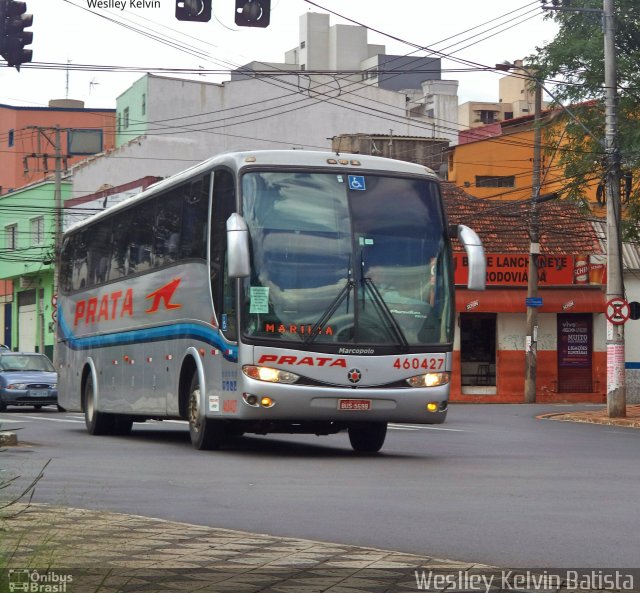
457, 224, 486, 291
226, 213, 251, 278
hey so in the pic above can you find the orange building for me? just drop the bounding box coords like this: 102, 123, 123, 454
0, 99, 115, 196
448, 109, 602, 210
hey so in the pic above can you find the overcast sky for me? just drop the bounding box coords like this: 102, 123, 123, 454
0, 0, 559, 109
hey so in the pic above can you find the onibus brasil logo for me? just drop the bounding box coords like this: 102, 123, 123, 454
8, 569, 73, 593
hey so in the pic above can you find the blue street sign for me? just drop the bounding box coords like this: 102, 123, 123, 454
526, 297, 543, 307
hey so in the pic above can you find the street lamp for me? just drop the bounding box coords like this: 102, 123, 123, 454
496, 61, 543, 403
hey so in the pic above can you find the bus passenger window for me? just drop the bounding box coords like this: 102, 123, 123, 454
155, 192, 182, 266
181, 176, 209, 260
130, 201, 154, 273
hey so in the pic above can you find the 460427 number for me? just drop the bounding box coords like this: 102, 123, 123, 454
393, 357, 444, 371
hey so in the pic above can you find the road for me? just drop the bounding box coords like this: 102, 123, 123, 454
1, 403, 639, 569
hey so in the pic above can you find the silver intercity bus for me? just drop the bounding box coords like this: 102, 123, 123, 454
57, 150, 485, 452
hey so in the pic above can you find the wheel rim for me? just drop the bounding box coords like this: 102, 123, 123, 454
86, 382, 95, 422
188, 386, 202, 434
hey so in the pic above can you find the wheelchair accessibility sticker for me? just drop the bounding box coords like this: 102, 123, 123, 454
348, 175, 366, 191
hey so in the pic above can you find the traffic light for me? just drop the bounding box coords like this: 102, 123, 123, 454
175, 0, 211, 22
0, 0, 33, 70
235, 0, 270, 27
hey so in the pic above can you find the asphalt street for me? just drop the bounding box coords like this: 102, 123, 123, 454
1, 403, 639, 569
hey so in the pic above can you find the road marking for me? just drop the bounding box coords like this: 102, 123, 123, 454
389, 423, 465, 432
3, 414, 85, 424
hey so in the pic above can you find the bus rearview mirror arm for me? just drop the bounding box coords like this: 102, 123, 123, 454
450, 224, 486, 291
227, 213, 251, 278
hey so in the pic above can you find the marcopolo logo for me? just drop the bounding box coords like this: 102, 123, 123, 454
8, 569, 73, 593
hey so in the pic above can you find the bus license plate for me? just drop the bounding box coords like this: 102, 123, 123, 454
338, 399, 371, 411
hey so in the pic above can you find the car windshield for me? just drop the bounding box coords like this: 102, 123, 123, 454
0, 354, 55, 372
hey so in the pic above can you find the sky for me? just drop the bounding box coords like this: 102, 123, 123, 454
0, 0, 559, 109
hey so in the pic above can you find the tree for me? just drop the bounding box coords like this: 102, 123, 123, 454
530, 0, 640, 237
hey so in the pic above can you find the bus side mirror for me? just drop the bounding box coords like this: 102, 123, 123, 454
456, 224, 486, 291
226, 213, 250, 278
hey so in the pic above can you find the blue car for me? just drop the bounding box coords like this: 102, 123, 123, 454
0, 352, 58, 412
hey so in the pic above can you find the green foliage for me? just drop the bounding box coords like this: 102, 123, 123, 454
528, 0, 640, 235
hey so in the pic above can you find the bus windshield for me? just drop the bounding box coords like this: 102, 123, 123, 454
241, 170, 453, 347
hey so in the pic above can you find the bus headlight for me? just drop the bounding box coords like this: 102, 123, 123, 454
242, 365, 300, 384
405, 372, 450, 388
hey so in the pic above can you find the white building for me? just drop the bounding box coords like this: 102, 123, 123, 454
72, 12, 459, 194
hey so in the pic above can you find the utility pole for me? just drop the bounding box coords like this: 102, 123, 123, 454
540, 0, 625, 417
525, 80, 543, 403
603, 0, 625, 417
52, 125, 62, 366
495, 62, 543, 402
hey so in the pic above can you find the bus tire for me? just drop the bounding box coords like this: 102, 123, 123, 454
112, 416, 133, 436
187, 373, 225, 450
348, 422, 387, 453
84, 374, 115, 436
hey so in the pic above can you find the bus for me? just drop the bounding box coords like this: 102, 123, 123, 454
57, 150, 485, 453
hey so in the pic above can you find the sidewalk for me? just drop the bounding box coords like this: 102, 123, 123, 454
537, 404, 640, 428
0, 504, 492, 593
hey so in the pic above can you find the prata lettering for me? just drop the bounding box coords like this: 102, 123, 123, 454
257, 354, 347, 368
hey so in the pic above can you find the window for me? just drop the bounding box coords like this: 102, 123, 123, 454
123, 107, 129, 129
8, 129, 14, 147
477, 110, 498, 124
30, 216, 44, 245
5, 224, 17, 250
300, 40, 306, 49
475, 176, 516, 188
61, 175, 211, 293
141, 93, 146, 116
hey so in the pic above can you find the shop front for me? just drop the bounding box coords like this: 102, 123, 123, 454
451, 253, 607, 403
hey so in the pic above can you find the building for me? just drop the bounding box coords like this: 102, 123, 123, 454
0, 99, 115, 196
0, 99, 115, 353
0, 180, 72, 357
458, 60, 549, 131
443, 183, 608, 403
74, 11, 458, 194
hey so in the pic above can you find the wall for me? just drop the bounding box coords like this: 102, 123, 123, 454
0, 103, 115, 195
73, 73, 435, 191
451, 311, 607, 403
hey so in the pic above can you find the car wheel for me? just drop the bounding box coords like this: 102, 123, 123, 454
84, 374, 115, 435
187, 372, 225, 450
348, 422, 387, 453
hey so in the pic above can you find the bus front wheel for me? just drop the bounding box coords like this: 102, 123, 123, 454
348, 422, 387, 453
84, 374, 115, 435
187, 373, 225, 450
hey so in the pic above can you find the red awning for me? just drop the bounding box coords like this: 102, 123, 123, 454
456, 288, 606, 314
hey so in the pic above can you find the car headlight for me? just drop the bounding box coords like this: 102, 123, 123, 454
51, 383, 57, 389
405, 372, 450, 388
7, 383, 28, 390
242, 365, 300, 384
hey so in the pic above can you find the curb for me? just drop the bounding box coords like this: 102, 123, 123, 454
537, 405, 640, 428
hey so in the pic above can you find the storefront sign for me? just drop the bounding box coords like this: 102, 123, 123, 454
454, 254, 606, 287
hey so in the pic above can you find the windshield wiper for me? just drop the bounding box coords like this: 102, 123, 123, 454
363, 277, 410, 350
304, 267, 354, 346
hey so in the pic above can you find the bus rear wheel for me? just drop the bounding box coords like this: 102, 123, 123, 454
84, 374, 115, 435
187, 373, 225, 450
348, 422, 387, 453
